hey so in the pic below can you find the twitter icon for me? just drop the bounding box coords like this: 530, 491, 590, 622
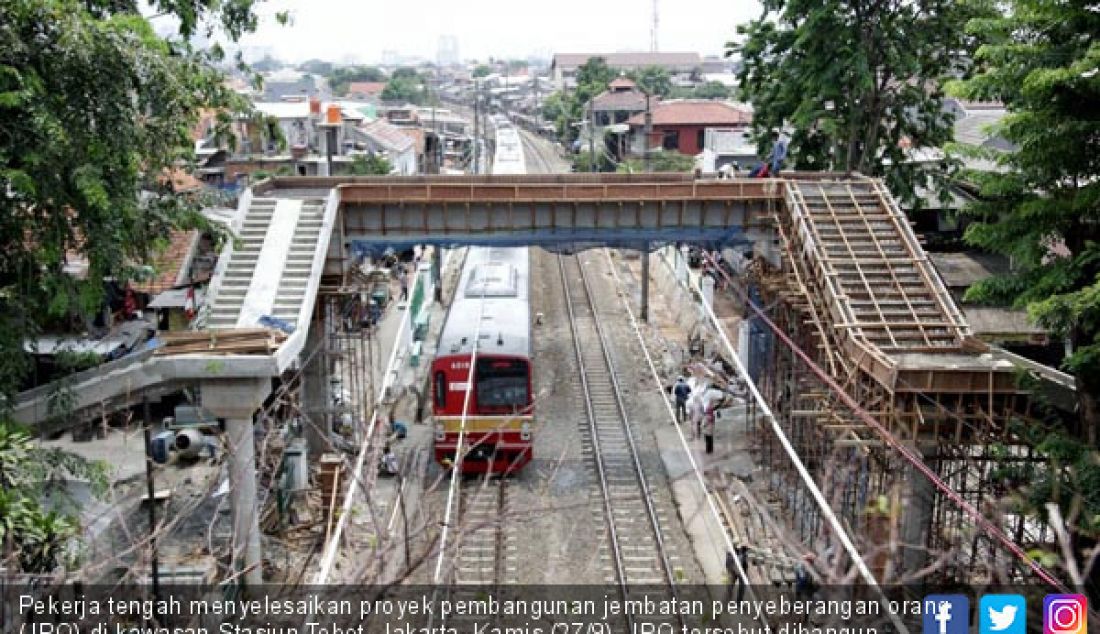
981, 594, 1027, 634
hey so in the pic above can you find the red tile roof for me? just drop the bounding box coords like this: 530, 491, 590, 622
609, 76, 637, 90
347, 81, 386, 97
133, 229, 200, 295
627, 100, 751, 127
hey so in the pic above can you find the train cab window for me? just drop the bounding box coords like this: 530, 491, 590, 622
434, 371, 447, 408
475, 358, 529, 411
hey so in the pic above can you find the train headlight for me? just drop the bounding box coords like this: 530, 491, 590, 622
435, 425, 445, 442
520, 421, 531, 441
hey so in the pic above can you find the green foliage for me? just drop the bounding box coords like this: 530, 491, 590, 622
617, 151, 695, 174
729, 0, 986, 203
693, 81, 732, 100
298, 59, 333, 75
626, 66, 672, 98
472, 65, 492, 78
953, 0, 1100, 444
327, 65, 386, 96
571, 150, 615, 173
544, 58, 618, 144
0, 0, 260, 404
0, 420, 108, 572
250, 55, 282, 72
349, 154, 393, 176
381, 72, 428, 105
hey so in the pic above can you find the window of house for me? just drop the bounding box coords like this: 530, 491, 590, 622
696, 130, 705, 150
662, 130, 679, 150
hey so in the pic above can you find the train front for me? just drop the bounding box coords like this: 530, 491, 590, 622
431, 248, 533, 474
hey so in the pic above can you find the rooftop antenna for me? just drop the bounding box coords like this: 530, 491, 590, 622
650, 0, 658, 52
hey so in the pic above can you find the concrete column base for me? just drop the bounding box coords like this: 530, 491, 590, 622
202, 377, 271, 588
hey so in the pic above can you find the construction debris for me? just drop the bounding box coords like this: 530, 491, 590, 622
155, 328, 288, 356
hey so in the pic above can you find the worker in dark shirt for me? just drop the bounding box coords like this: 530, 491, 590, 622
673, 377, 691, 424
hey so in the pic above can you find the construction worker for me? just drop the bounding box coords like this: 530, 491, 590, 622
397, 266, 409, 302
673, 377, 691, 424
703, 406, 716, 454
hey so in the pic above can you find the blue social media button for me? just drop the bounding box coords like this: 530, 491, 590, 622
981, 595, 1027, 634
924, 595, 970, 634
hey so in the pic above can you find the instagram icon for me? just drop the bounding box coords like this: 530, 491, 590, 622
1045, 595, 1088, 634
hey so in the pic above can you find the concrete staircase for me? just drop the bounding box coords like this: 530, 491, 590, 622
206, 197, 326, 330
271, 199, 325, 327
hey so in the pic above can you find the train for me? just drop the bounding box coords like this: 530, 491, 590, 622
430, 246, 534, 474
491, 115, 526, 175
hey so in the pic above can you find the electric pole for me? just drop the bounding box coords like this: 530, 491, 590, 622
651, 0, 659, 52
589, 99, 596, 173
644, 93, 653, 172
473, 79, 480, 175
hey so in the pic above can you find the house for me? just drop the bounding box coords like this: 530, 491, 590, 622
929, 252, 1051, 352
627, 100, 751, 156
346, 82, 386, 100
354, 119, 417, 175
698, 128, 758, 173
550, 52, 702, 90
591, 77, 649, 126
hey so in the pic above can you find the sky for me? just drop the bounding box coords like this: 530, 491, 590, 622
220, 0, 764, 64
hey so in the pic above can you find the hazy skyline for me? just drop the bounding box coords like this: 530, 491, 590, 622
224, 0, 763, 63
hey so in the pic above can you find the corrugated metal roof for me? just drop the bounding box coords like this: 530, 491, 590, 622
357, 119, 415, 153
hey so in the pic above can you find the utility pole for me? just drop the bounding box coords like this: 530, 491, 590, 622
142, 394, 161, 606
473, 79, 480, 175
430, 73, 438, 174
651, 0, 659, 52
588, 99, 596, 173
534, 75, 541, 130
643, 93, 653, 172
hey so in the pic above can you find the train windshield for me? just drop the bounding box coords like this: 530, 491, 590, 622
475, 358, 529, 410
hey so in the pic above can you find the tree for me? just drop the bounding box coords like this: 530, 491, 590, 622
381, 76, 425, 104
298, 58, 333, 75
618, 151, 695, 174
694, 81, 732, 100
472, 64, 492, 78
349, 154, 393, 176
0, 0, 260, 402
327, 65, 386, 96
952, 0, 1100, 445
251, 55, 282, 73
730, 0, 985, 202
0, 420, 108, 572
627, 66, 673, 98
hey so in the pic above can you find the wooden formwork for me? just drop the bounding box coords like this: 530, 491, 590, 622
745, 178, 1038, 583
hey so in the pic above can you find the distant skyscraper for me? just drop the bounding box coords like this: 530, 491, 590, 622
437, 35, 460, 67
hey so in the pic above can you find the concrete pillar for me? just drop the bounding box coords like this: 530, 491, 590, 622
899, 445, 937, 573
641, 245, 650, 323
432, 248, 443, 303
702, 275, 715, 311
302, 312, 330, 456
201, 377, 271, 588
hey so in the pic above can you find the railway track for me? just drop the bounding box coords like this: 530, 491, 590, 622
518, 129, 564, 175
558, 252, 680, 596
452, 479, 513, 584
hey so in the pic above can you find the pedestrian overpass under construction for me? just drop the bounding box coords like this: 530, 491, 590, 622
14, 173, 1075, 588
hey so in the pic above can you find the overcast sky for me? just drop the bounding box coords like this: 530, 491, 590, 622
226, 0, 763, 63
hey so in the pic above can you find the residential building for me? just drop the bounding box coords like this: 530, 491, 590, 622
591, 77, 649, 126
627, 100, 751, 156
346, 82, 386, 100
354, 119, 417, 175
550, 52, 702, 90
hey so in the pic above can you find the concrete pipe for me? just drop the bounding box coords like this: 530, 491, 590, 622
174, 427, 206, 459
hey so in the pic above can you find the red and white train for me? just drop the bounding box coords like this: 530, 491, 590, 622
431, 246, 534, 474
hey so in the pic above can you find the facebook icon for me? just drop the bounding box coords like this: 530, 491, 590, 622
924, 595, 970, 634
